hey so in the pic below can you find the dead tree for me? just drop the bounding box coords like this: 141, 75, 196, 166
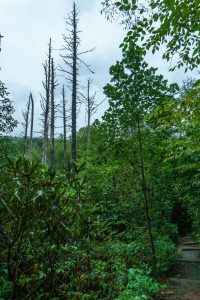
50, 58, 58, 169
86, 79, 93, 148
22, 97, 30, 157
58, 85, 70, 168
62, 85, 68, 168
81, 79, 105, 149
60, 2, 94, 161
41, 38, 52, 165
29, 93, 34, 163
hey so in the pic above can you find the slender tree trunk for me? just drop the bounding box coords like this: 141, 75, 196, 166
29, 93, 34, 163
71, 3, 77, 161
136, 115, 157, 266
60, 3, 94, 161
87, 79, 91, 149
62, 85, 67, 168
22, 97, 30, 157
50, 58, 55, 169
87, 111, 91, 149
42, 38, 52, 165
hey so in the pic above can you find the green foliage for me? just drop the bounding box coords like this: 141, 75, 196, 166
155, 237, 177, 272
102, 0, 200, 71
0, 152, 176, 299
0, 136, 17, 159
150, 78, 200, 238
0, 157, 91, 298
103, 43, 178, 135
2, 25, 198, 299
0, 81, 17, 134
0, 265, 13, 299
116, 268, 163, 300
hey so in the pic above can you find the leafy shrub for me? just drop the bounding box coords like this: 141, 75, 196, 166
116, 268, 163, 300
155, 237, 177, 272
0, 277, 13, 299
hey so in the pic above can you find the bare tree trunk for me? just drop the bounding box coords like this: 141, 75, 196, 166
29, 92, 34, 163
87, 79, 91, 149
136, 115, 157, 266
50, 58, 56, 169
42, 38, 52, 165
81, 78, 103, 150
22, 97, 30, 157
62, 85, 67, 168
60, 3, 94, 161
71, 3, 77, 161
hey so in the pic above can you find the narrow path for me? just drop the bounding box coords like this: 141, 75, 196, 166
167, 237, 200, 299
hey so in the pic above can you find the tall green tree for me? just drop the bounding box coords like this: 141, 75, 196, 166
103, 44, 178, 264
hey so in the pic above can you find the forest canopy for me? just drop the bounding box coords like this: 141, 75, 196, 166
102, 0, 200, 71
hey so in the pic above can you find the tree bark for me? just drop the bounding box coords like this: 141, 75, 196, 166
136, 115, 157, 266
71, 3, 77, 161
62, 85, 67, 168
50, 58, 56, 169
29, 93, 34, 163
42, 38, 52, 165
60, 3, 94, 161
87, 79, 91, 149
22, 97, 30, 157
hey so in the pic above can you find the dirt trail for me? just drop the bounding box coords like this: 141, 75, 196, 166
167, 237, 200, 299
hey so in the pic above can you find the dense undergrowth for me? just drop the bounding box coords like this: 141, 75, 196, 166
1, 71, 200, 300
0, 156, 178, 300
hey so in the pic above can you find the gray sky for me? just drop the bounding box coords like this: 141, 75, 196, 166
0, 0, 198, 136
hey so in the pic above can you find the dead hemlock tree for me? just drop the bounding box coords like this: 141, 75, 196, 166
58, 85, 71, 169
60, 85, 71, 168
40, 38, 52, 165
29, 93, 34, 163
62, 85, 68, 168
21, 93, 34, 160
21, 96, 31, 157
59, 2, 94, 161
81, 79, 106, 149
50, 58, 59, 169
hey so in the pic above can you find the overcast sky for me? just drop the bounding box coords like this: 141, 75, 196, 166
0, 0, 198, 136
